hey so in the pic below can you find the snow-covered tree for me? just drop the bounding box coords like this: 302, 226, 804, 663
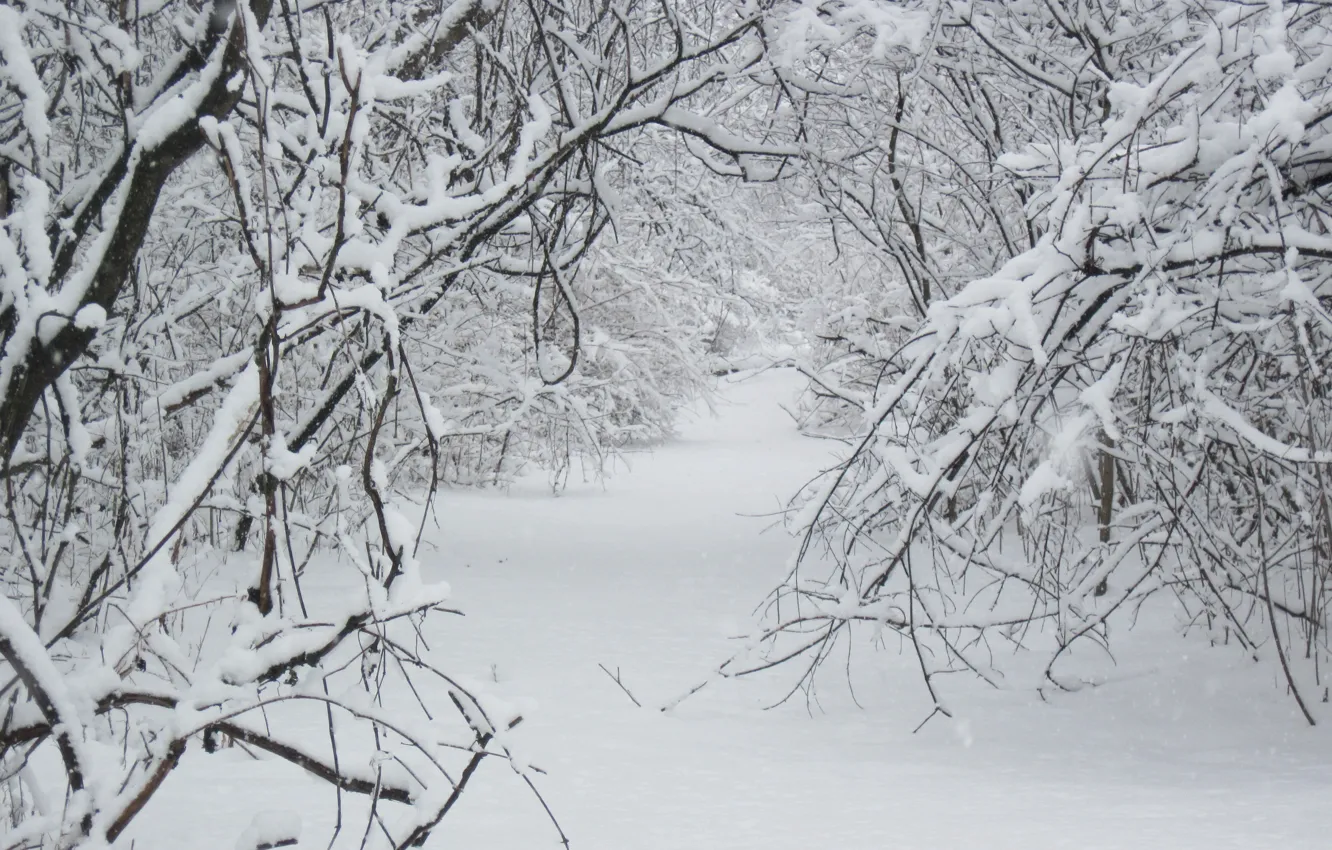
737, 0, 1332, 725
0, 0, 801, 844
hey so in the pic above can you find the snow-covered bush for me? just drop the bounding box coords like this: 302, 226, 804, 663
739, 0, 1332, 725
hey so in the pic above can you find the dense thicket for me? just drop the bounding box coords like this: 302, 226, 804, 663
733, 0, 1332, 726
0, 0, 809, 844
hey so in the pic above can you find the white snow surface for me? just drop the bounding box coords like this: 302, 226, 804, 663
128, 369, 1332, 849
234, 810, 300, 850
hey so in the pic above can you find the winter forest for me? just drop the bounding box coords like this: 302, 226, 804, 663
3, 0, 1332, 846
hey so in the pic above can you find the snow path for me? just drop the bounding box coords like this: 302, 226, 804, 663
428, 369, 1332, 850
126, 369, 1332, 849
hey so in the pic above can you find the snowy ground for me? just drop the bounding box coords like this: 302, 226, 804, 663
133, 369, 1332, 849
